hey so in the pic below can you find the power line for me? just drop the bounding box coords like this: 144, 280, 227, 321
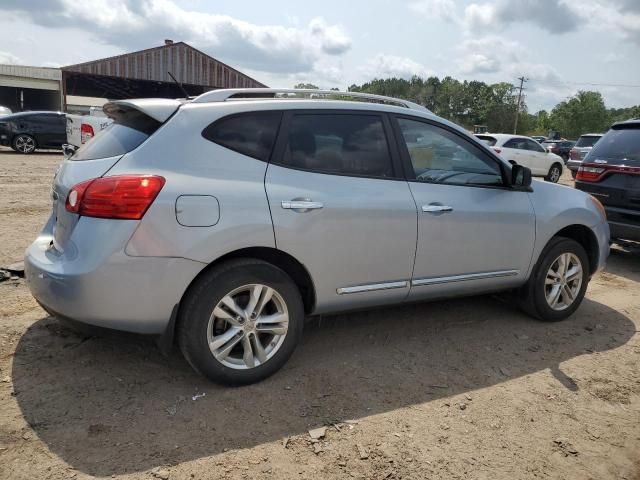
529, 80, 640, 89
514, 76, 528, 134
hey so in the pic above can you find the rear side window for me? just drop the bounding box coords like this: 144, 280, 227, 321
202, 111, 282, 161
71, 110, 160, 161
588, 128, 640, 163
475, 135, 497, 146
575, 135, 601, 148
278, 114, 394, 178
503, 138, 526, 149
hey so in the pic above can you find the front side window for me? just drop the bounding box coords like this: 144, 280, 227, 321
524, 139, 546, 153
397, 118, 503, 186
202, 111, 282, 161
279, 114, 394, 178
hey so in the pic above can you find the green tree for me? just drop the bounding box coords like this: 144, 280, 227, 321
549, 91, 609, 138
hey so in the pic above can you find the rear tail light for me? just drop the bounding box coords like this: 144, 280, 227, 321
576, 165, 605, 182
576, 163, 640, 183
80, 123, 94, 144
569, 148, 579, 160
65, 175, 165, 219
493, 147, 502, 154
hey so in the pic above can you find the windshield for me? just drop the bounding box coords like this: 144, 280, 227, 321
71, 109, 161, 161
575, 135, 601, 148
588, 128, 640, 163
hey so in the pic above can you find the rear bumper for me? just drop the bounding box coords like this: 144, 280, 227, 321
605, 205, 640, 241
25, 219, 205, 334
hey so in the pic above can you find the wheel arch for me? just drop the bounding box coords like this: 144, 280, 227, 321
182, 247, 316, 315
552, 224, 599, 275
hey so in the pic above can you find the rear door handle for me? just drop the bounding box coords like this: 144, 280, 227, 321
422, 205, 453, 213
281, 200, 324, 211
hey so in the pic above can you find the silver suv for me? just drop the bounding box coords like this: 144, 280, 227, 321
25, 89, 610, 385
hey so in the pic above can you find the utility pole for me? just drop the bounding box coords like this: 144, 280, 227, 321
514, 76, 528, 134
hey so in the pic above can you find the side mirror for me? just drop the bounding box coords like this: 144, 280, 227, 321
62, 143, 77, 160
511, 164, 532, 188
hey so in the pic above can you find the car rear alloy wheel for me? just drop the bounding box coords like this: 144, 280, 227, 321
544, 253, 583, 311
207, 284, 289, 370
546, 164, 562, 183
13, 134, 36, 154
178, 259, 304, 385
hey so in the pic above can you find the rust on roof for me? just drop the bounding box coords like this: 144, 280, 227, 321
62, 41, 266, 89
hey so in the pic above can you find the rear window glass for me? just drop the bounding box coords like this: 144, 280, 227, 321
588, 128, 640, 163
475, 135, 497, 146
575, 135, 601, 148
71, 110, 160, 161
202, 111, 282, 161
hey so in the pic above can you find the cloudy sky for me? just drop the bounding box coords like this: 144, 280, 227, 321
1, 0, 639, 112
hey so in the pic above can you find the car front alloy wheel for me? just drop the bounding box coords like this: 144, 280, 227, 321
13, 134, 36, 154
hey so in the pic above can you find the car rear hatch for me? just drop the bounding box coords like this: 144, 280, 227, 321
51, 99, 181, 252
575, 124, 640, 226
573, 135, 601, 160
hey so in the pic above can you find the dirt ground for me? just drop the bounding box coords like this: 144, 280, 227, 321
0, 148, 638, 480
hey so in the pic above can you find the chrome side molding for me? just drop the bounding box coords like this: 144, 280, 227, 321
337, 281, 408, 295
412, 270, 519, 287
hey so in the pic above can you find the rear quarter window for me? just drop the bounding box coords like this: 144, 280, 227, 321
202, 111, 282, 161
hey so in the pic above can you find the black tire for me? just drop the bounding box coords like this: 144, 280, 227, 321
177, 258, 304, 385
517, 237, 589, 322
545, 163, 562, 183
12, 134, 37, 154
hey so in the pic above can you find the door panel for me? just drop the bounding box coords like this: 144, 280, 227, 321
408, 182, 535, 300
265, 111, 417, 314
392, 117, 536, 300
266, 165, 417, 313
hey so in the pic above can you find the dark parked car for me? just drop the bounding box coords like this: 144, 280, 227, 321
542, 140, 575, 162
0, 111, 66, 153
575, 120, 640, 241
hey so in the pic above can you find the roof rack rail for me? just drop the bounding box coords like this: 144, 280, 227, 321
191, 88, 430, 112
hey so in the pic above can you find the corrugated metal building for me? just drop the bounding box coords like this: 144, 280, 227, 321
0, 40, 266, 113
0, 65, 63, 112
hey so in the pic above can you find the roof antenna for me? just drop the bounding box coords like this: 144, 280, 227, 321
167, 71, 189, 98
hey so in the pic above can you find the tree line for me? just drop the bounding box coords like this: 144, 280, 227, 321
295, 78, 639, 139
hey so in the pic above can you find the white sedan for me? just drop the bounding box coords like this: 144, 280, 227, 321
475, 134, 564, 182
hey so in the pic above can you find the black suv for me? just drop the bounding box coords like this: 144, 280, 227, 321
0, 111, 66, 153
542, 140, 575, 162
575, 119, 640, 241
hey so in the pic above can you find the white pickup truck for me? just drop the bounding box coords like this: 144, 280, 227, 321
65, 106, 113, 147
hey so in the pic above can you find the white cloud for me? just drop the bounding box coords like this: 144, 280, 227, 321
360, 54, 433, 80
456, 36, 522, 75
0, 50, 23, 65
2, 0, 352, 74
409, 0, 458, 22
463, 0, 640, 44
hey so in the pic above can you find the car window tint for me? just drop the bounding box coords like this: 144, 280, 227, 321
575, 136, 601, 147
525, 139, 545, 152
475, 135, 497, 146
397, 118, 503, 186
503, 138, 525, 149
72, 110, 161, 161
202, 111, 282, 161
280, 114, 394, 178
588, 128, 640, 163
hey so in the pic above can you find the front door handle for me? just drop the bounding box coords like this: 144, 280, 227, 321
422, 204, 453, 213
281, 200, 324, 211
